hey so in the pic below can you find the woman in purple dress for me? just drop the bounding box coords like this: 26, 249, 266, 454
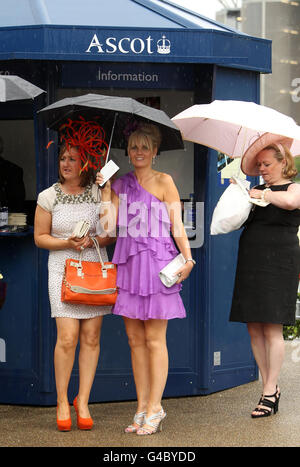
96, 123, 195, 435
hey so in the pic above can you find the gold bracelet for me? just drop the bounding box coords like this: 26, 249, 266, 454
185, 258, 196, 265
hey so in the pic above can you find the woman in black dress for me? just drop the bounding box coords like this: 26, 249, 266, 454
230, 143, 300, 418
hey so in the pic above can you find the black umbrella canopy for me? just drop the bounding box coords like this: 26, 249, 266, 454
38, 94, 183, 152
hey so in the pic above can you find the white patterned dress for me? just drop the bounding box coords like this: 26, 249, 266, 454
37, 182, 112, 319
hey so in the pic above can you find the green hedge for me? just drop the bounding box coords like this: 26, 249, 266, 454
284, 320, 300, 340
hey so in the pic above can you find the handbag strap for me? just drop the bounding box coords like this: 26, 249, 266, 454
91, 237, 106, 268
78, 237, 106, 269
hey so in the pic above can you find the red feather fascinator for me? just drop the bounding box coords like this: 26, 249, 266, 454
58, 117, 108, 174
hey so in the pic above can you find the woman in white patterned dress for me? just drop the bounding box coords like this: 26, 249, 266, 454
34, 143, 115, 431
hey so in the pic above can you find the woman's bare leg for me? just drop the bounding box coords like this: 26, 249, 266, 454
55, 317, 79, 419
247, 322, 269, 389
144, 319, 168, 415
248, 322, 284, 415
123, 318, 150, 428
262, 323, 284, 395
124, 318, 168, 431
77, 316, 103, 418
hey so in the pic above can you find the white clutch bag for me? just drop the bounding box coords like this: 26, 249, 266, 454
159, 253, 185, 288
72, 220, 90, 238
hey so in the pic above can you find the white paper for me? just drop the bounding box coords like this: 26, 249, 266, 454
232, 175, 269, 207
98, 160, 120, 186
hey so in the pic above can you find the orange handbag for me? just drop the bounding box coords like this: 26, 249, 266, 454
61, 238, 117, 306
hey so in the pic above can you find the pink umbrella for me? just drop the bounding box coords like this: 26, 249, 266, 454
172, 100, 300, 175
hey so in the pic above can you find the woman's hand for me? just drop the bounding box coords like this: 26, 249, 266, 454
67, 235, 92, 251
249, 188, 263, 199
175, 261, 194, 284
96, 172, 112, 201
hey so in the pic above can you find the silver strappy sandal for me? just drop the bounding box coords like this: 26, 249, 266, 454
125, 411, 146, 433
136, 409, 166, 435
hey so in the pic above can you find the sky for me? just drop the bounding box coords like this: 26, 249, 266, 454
170, 0, 221, 19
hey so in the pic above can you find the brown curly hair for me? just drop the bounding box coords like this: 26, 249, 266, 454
58, 143, 94, 187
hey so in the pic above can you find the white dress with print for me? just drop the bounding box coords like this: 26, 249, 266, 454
37, 182, 112, 319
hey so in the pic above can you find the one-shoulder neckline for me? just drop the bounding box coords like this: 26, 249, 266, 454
131, 172, 163, 203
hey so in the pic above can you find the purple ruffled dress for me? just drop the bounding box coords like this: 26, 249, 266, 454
111, 172, 186, 321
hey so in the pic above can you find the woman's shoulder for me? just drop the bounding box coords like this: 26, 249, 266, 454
253, 183, 265, 190
271, 181, 297, 191
156, 172, 179, 202
111, 172, 133, 194
156, 171, 175, 187
38, 184, 57, 197
37, 184, 57, 212
37, 184, 57, 201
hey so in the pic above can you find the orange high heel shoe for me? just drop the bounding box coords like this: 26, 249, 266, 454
56, 406, 72, 432
73, 396, 93, 430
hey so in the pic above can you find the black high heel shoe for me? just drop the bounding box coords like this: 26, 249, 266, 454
251, 387, 280, 418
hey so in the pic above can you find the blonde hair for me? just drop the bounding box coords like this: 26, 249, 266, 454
128, 123, 162, 153
264, 144, 298, 179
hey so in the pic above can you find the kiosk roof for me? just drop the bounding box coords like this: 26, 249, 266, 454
0, 0, 241, 32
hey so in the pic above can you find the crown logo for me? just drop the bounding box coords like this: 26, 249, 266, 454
157, 35, 171, 55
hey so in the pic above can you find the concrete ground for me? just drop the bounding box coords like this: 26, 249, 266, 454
0, 341, 299, 449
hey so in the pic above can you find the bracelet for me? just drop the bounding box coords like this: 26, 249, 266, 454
101, 200, 112, 205
185, 258, 196, 265
261, 188, 271, 203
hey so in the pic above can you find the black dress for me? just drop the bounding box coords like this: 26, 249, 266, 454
230, 183, 300, 325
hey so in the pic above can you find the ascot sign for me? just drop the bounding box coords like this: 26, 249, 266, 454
86, 34, 171, 55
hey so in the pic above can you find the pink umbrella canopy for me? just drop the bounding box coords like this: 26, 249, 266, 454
172, 100, 300, 175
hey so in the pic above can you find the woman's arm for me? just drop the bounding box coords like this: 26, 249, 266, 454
96, 175, 119, 236
250, 183, 300, 210
34, 205, 88, 251
162, 174, 194, 283
95, 234, 116, 248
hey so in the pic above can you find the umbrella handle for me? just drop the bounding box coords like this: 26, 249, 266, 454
98, 112, 118, 189
105, 112, 118, 165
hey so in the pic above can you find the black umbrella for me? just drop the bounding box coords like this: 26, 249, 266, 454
38, 93, 184, 154
0, 75, 45, 102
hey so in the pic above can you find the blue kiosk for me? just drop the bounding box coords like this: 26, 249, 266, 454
0, 0, 271, 405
